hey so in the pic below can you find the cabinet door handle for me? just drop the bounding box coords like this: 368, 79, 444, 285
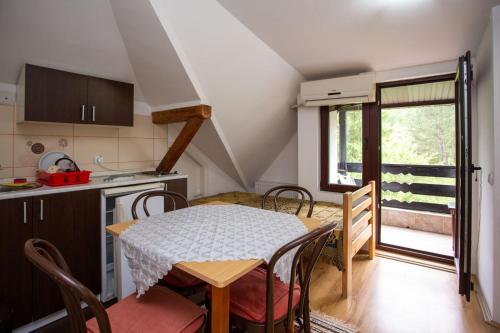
92, 105, 96, 122
40, 199, 44, 221
81, 105, 86, 121
23, 201, 27, 224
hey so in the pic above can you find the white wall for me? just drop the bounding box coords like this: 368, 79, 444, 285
476, 5, 500, 322
150, 0, 305, 189
476, 16, 495, 318
493, 5, 500, 322
375, 60, 457, 83
168, 124, 245, 198
258, 133, 298, 185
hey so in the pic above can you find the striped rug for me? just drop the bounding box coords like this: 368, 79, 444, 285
308, 312, 360, 333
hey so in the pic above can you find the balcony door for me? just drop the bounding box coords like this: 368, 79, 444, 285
455, 51, 474, 301
375, 52, 475, 301
376, 74, 457, 263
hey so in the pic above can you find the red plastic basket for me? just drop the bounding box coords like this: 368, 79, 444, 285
38, 170, 92, 186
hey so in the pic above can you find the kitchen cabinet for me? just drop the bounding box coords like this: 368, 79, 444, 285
0, 198, 33, 328
32, 190, 101, 320
18, 64, 134, 126
0, 190, 101, 328
164, 178, 188, 211
23, 65, 87, 124
87, 76, 134, 126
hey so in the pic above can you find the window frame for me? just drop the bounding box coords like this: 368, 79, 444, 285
320, 104, 367, 193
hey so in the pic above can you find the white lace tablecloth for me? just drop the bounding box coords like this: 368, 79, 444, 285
119, 204, 308, 296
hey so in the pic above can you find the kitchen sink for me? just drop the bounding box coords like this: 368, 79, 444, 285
0, 182, 43, 192
92, 174, 137, 183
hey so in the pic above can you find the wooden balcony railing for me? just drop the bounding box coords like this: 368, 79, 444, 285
342, 162, 455, 214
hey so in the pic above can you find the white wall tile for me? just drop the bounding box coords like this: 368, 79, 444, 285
0, 135, 13, 168
14, 135, 73, 167
74, 124, 119, 137
74, 137, 118, 164
0, 105, 14, 134
118, 138, 154, 162
119, 115, 154, 138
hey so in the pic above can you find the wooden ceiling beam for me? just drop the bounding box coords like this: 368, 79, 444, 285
153, 104, 212, 174
152, 104, 211, 124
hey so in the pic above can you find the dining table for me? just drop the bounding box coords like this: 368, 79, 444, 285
105, 201, 321, 333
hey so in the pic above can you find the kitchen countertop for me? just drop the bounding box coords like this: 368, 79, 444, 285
0, 173, 188, 200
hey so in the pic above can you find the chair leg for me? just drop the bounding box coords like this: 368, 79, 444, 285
303, 290, 311, 333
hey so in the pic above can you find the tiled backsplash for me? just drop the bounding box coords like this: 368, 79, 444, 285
0, 104, 168, 180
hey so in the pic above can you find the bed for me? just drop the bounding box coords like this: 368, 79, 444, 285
341, 181, 377, 298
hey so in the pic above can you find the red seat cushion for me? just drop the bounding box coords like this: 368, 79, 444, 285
86, 285, 205, 333
210, 267, 300, 323
163, 267, 204, 288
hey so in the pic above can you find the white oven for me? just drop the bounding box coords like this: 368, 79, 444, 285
100, 183, 166, 301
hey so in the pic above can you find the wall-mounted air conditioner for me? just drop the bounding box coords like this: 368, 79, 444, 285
299, 72, 376, 106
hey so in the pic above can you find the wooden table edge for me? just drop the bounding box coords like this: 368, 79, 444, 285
175, 259, 263, 288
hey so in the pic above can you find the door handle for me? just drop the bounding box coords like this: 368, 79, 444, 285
81, 105, 86, 121
40, 199, 44, 221
92, 105, 96, 122
23, 201, 27, 224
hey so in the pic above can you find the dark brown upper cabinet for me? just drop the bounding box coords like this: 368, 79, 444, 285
87, 76, 134, 126
18, 64, 134, 126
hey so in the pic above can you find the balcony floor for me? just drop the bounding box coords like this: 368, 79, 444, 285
380, 225, 453, 257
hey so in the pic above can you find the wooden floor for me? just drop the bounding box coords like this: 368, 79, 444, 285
309, 254, 499, 333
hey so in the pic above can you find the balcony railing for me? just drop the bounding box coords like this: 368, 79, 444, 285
343, 162, 456, 214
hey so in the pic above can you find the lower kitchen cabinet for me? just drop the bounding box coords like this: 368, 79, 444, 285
164, 177, 188, 211
0, 190, 101, 329
0, 197, 33, 328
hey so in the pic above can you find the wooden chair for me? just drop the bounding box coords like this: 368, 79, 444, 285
208, 223, 336, 333
262, 185, 315, 218
342, 180, 377, 298
24, 239, 206, 333
131, 190, 190, 219
131, 190, 206, 293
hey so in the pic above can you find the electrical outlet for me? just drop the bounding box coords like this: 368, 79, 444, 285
94, 155, 104, 164
0, 91, 15, 105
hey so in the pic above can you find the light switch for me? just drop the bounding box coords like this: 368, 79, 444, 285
488, 172, 494, 186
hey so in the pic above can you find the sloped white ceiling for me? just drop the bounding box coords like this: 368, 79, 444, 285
217, 0, 500, 79
0, 0, 142, 97
109, 0, 199, 106
150, 0, 304, 187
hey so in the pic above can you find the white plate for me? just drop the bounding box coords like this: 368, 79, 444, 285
38, 151, 71, 172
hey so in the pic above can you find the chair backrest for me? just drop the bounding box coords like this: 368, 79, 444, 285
24, 239, 111, 333
264, 222, 336, 333
131, 190, 189, 219
261, 185, 315, 218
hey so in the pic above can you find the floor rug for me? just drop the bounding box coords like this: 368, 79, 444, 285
308, 312, 360, 333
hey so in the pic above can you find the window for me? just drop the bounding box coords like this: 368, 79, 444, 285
320, 104, 364, 192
